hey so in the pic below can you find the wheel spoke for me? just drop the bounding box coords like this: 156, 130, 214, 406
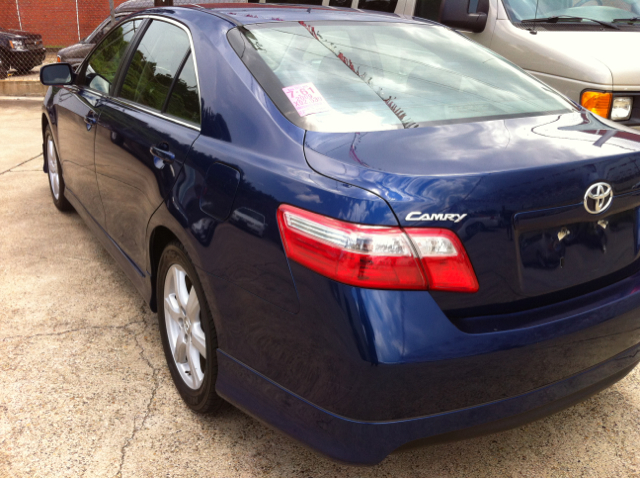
191, 323, 206, 359
185, 286, 200, 323
47, 141, 55, 167
186, 341, 200, 389
164, 296, 181, 324
173, 268, 189, 310
174, 333, 187, 364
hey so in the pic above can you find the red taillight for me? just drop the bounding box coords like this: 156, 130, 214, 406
277, 205, 478, 293
406, 228, 479, 293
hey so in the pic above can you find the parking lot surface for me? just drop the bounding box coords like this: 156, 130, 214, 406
1, 98, 640, 477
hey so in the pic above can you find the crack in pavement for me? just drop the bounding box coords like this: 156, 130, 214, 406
0, 320, 146, 343
116, 323, 161, 478
1, 312, 163, 477
0, 153, 43, 176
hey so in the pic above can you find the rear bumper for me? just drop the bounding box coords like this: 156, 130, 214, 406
216, 344, 639, 465
204, 259, 640, 464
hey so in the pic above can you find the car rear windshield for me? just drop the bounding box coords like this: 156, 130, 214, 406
230, 21, 573, 132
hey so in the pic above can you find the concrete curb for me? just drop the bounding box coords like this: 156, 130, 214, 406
0, 80, 48, 97
0, 96, 45, 102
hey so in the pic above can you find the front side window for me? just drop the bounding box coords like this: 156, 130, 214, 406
232, 21, 573, 132
503, 0, 640, 23
81, 19, 143, 94
119, 20, 191, 111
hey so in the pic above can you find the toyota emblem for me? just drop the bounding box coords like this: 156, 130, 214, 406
584, 182, 613, 215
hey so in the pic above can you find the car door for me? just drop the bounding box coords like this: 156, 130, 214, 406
54, 19, 144, 226
94, 18, 201, 272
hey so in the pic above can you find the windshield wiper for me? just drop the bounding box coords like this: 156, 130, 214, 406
522, 15, 620, 29
612, 16, 640, 23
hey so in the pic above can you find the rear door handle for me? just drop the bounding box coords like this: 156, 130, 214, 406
150, 143, 175, 168
83, 111, 97, 131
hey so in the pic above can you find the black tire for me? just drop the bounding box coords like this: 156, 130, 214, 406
44, 125, 73, 211
157, 241, 223, 413
0, 57, 7, 80
17, 66, 34, 75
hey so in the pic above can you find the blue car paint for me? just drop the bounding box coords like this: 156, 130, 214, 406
305, 113, 640, 313
41, 4, 640, 464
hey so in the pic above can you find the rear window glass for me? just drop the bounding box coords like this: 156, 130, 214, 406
232, 22, 572, 132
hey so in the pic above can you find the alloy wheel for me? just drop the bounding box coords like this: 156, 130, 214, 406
47, 138, 60, 200
163, 264, 207, 390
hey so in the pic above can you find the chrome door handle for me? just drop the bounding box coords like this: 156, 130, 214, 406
150, 144, 175, 168
83, 112, 97, 131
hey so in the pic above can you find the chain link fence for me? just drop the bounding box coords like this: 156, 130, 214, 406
0, 0, 201, 79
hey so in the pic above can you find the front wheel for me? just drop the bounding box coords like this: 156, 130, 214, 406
157, 241, 223, 413
0, 57, 7, 80
44, 126, 72, 211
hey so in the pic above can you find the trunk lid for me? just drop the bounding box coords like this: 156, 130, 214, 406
304, 111, 640, 314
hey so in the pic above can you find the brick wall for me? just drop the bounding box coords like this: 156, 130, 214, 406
1, 0, 130, 47
0, 0, 21, 31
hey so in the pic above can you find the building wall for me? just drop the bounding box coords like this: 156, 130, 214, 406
1, 0, 130, 47
0, 0, 21, 30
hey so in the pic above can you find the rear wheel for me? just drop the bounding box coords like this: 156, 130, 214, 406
44, 126, 72, 211
157, 241, 223, 413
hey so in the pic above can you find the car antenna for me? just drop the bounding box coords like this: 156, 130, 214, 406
530, 0, 540, 34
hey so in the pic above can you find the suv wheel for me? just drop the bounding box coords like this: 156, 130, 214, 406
0, 56, 7, 80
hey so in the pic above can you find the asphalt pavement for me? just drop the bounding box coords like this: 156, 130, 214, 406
1, 98, 640, 477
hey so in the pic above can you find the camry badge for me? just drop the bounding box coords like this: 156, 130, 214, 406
405, 212, 467, 223
584, 182, 613, 215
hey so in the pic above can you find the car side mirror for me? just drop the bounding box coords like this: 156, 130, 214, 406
40, 63, 75, 86
439, 0, 489, 33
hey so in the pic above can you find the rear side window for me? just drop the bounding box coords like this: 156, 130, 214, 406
356, 0, 399, 13
413, 0, 443, 21
265, 0, 323, 4
165, 53, 201, 125
232, 21, 573, 132
119, 20, 191, 111
82, 19, 143, 94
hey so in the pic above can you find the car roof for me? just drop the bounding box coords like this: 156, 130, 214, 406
115, 0, 199, 12
184, 3, 423, 25
119, 2, 427, 25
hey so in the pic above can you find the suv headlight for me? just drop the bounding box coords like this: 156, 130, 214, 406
611, 97, 633, 121
9, 39, 25, 50
580, 91, 612, 118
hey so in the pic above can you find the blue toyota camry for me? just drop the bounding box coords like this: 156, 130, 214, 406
39, 3, 640, 464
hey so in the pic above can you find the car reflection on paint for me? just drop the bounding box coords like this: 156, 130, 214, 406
520, 232, 566, 269
230, 207, 266, 237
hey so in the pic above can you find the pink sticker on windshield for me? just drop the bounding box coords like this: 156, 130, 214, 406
282, 83, 330, 117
